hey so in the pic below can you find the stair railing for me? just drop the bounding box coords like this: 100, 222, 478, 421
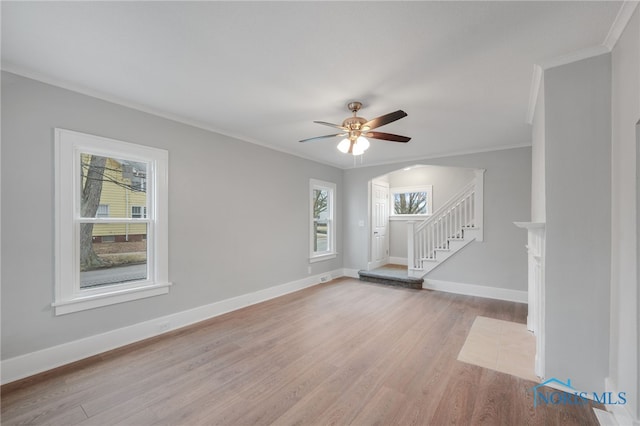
408, 170, 484, 271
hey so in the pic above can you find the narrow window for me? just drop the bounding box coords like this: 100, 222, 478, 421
54, 129, 170, 315
310, 179, 336, 262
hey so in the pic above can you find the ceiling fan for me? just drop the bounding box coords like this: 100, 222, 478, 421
299, 101, 411, 155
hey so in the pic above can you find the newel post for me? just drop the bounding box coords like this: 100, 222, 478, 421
474, 169, 485, 242
407, 221, 415, 270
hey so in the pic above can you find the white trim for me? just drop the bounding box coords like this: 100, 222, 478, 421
539, 45, 610, 72
309, 178, 337, 261
388, 257, 408, 266
526, 65, 543, 125
348, 143, 532, 170
536, 380, 599, 403
0, 268, 344, 385
309, 253, 337, 264
54, 129, 170, 315
52, 283, 171, 316
606, 377, 640, 425
389, 215, 429, 222
527, 1, 639, 126
526, 45, 610, 125
342, 268, 360, 279
423, 278, 527, 304
593, 408, 619, 426
604, 2, 640, 51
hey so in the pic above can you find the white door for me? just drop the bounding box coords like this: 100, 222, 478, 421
370, 180, 390, 269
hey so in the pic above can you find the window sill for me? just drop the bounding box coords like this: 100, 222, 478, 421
389, 215, 431, 221
309, 253, 337, 263
53, 282, 172, 315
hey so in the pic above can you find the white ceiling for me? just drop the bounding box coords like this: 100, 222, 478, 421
1, 1, 622, 169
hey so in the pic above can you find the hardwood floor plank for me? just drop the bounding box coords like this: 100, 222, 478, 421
1, 279, 603, 425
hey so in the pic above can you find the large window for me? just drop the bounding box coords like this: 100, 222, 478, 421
54, 129, 170, 315
390, 185, 433, 219
310, 179, 336, 262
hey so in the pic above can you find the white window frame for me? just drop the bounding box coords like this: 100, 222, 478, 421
54, 129, 170, 315
389, 185, 433, 221
309, 179, 336, 263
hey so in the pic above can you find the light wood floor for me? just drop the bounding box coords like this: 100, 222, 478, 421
1, 278, 601, 425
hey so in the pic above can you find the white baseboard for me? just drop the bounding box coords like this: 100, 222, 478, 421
1, 268, 344, 385
388, 257, 408, 266
606, 377, 639, 425
342, 268, 360, 278
423, 278, 527, 303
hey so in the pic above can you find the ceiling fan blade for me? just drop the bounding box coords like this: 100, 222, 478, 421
364, 131, 411, 143
362, 110, 407, 130
299, 133, 345, 143
314, 121, 347, 131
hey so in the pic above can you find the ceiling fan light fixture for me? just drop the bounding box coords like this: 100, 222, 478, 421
337, 135, 370, 155
337, 138, 351, 154
356, 135, 370, 151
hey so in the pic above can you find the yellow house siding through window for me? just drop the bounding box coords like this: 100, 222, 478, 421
81, 155, 147, 238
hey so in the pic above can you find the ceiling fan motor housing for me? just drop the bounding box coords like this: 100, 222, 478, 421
342, 117, 368, 140
342, 116, 367, 130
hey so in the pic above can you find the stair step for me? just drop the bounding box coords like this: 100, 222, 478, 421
358, 269, 423, 290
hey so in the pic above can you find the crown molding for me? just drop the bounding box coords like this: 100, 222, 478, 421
603, 1, 639, 51
525, 45, 610, 125
525, 65, 543, 125
345, 143, 532, 170
540, 45, 611, 72
0, 65, 343, 170
525, 1, 638, 126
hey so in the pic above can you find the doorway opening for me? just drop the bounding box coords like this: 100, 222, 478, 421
367, 164, 478, 273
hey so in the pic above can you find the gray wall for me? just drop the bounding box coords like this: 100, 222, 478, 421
1, 72, 343, 360
543, 53, 611, 392
610, 6, 639, 419
343, 147, 531, 291
385, 165, 476, 260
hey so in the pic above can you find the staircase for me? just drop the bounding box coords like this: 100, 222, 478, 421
408, 171, 484, 278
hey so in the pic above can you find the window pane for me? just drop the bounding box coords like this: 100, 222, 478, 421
314, 220, 329, 252
393, 192, 428, 214
313, 189, 329, 220
80, 154, 147, 218
80, 223, 148, 288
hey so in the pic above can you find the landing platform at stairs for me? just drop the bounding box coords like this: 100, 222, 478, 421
358, 264, 424, 290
